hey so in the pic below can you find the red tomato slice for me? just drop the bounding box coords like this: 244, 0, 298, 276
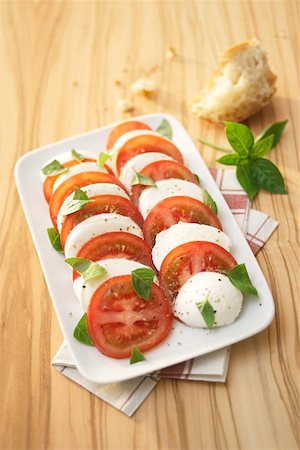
73, 232, 154, 280
43, 158, 96, 203
60, 195, 143, 248
106, 121, 152, 150
159, 241, 238, 301
116, 135, 184, 174
87, 275, 173, 358
49, 172, 126, 229
143, 196, 222, 246
131, 160, 199, 203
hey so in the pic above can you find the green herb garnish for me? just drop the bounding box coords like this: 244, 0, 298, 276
227, 264, 258, 296
71, 148, 84, 162
130, 346, 146, 364
65, 257, 107, 281
98, 152, 111, 169
131, 268, 156, 300
131, 170, 157, 187
47, 228, 63, 253
60, 187, 92, 215
73, 313, 94, 346
196, 297, 215, 329
156, 118, 172, 140
41, 159, 68, 176
193, 173, 201, 184
203, 190, 218, 214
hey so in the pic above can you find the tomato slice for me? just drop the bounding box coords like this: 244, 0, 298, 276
60, 195, 143, 248
87, 275, 173, 358
49, 172, 126, 229
73, 232, 154, 280
106, 121, 152, 150
43, 158, 96, 203
159, 241, 238, 301
143, 196, 222, 246
131, 160, 199, 203
116, 135, 184, 174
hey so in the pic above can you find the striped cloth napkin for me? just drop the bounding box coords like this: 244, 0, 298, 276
52, 169, 278, 416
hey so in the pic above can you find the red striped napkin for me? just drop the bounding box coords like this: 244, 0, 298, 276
52, 169, 278, 416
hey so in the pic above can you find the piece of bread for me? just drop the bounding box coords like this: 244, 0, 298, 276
191, 39, 277, 123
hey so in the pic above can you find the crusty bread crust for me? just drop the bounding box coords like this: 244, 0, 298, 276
191, 39, 277, 123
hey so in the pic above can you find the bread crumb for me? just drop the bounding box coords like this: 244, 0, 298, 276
117, 99, 134, 113
131, 78, 157, 97
114, 80, 121, 86
166, 47, 176, 60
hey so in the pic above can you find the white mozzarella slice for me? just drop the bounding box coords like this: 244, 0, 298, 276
64, 213, 143, 259
139, 179, 204, 219
52, 162, 107, 193
73, 258, 156, 312
152, 222, 231, 270
40, 151, 96, 182
173, 272, 243, 328
119, 152, 174, 191
57, 183, 129, 232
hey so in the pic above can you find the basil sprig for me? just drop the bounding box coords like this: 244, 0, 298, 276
71, 148, 84, 162
131, 170, 157, 187
60, 187, 92, 216
131, 268, 155, 300
98, 152, 111, 169
41, 159, 68, 176
73, 313, 94, 346
130, 346, 146, 364
47, 227, 63, 253
199, 120, 288, 200
156, 118, 172, 140
196, 297, 215, 329
203, 190, 218, 214
65, 257, 107, 281
227, 264, 258, 296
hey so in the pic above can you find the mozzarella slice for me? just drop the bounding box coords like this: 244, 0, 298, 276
73, 258, 157, 312
139, 179, 204, 219
119, 152, 174, 191
52, 162, 107, 193
57, 183, 130, 232
40, 150, 97, 182
64, 213, 143, 259
152, 222, 231, 270
173, 272, 243, 328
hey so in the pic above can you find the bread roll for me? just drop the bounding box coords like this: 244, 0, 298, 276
191, 39, 277, 123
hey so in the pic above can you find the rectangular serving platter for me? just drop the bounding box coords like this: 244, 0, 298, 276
14, 113, 275, 384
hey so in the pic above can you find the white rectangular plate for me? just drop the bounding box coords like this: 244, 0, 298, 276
15, 113, 275, 384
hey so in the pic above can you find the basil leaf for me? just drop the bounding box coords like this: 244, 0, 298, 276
47, 228, 63, 253
196, 299, 215, 328
65, 257, 107, 281
130, 346, 146, 364
193, 173, 200, 184
256, 120, 288, 148
73, 187, 89, 201
98, 152, 111, 169
217, 154, 243, 166
71, 148, 84, 162
156, 119, 172, 140
236, 164, 260, 200
203, 190, 218, 214
251, 158, 287, 194
73, 313, 94, 346
224, 122, 254, 155
41, 159, 68, 176
131, 268, 155, 300
227, 264, 258, 296
60, 187, 92, 215
131, 170, 157, 187
250, 134, 274, 158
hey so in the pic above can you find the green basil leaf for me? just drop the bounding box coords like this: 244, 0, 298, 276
47, 228, 63, 253
156, 119, 172, 140
130, 346, 146, 364
196, 298, 215, 328
98, 152, 111, 169
65, 257, 107, 281
251, 158, 287, 194
203, 190, 218, 214
41, 159, 68, 176
131, 268, 155, 300
60, 199, 90, 215
71, 148, 84, 162
193, 173, 201, 184
217, 154, 243, 166
227, 264, 258, 296
250, 134, 274, 158
73, 187, 89, 201
224, 121, 254, 155
256, 120, 288, 148
131, 170, 157, 187
73, 313, 94, 346
236, 164, 260, 200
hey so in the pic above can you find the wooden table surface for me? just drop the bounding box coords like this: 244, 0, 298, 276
0, 1, 299, 449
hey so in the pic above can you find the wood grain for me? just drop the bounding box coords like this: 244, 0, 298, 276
0, 1, 299, 449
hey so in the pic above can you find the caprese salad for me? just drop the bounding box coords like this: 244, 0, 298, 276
41, 119, 258, 363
